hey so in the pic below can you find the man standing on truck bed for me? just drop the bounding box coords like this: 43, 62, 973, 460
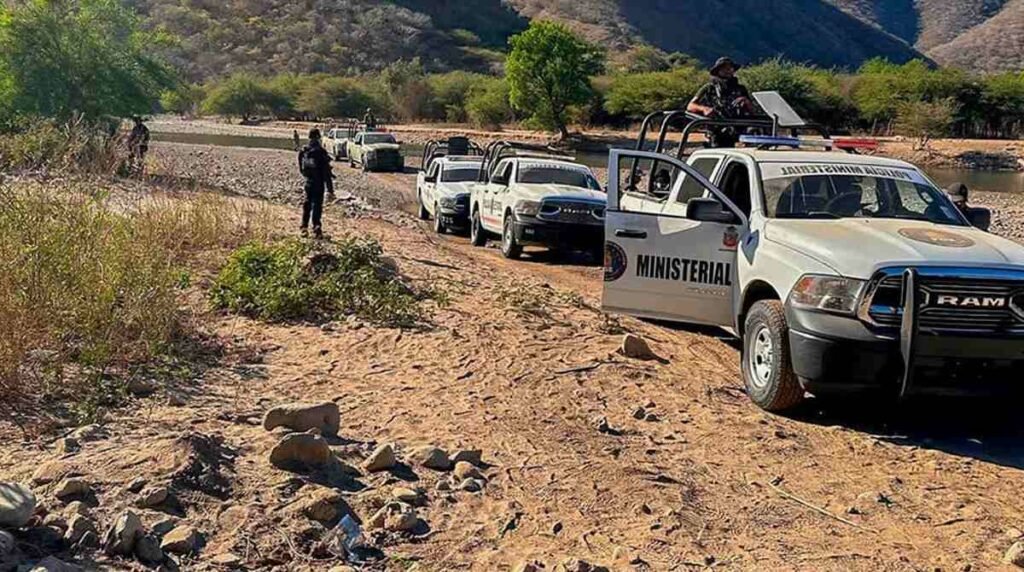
687, 57, 757, 148
298, 128, 335, 239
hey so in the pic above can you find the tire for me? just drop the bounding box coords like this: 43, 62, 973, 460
470, 209, 487, 247
417, 192, 429, 221
433, 204, 446, 234
349, 157, 356, 169
361, 161, 370, 173
742, 300, 805, 412
501, 215, 522, 259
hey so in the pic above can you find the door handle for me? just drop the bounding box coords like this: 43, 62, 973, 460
615, 229, 647, 239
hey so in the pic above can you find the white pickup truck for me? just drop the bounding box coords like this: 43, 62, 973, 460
603, 143, 1024, 411
417, 155, 482, 234
469, 142, 606, 260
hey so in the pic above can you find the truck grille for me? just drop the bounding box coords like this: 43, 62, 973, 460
862, 268, 1024, 334
537, 200, 605, 226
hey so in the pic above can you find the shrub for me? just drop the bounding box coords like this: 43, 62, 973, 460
466, 77, 512, 129
296, 77, 375, 120
603, 66, 705, 118
210, 237, 433, 327
0, 117, 121, 173
895, 98, 958, 150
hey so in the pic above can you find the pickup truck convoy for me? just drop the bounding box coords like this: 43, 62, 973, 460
601, 93, 1023, 411
469, 142, 606, 260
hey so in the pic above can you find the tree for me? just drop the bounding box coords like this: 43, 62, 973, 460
296, 77, 374, 120
506, 21, 604, 139
201, 74, 277, 122
895, 98, 957, 150
0, 0, 174, 124
380, 58, 432, 122
603, 66, 705, 118
160, 84, 204, 117
466, 77, 512, 129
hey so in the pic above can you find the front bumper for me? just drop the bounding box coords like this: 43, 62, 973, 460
438, 207, 469, 229
365, 155, 404, 172
787, 304, 1024, 397
513, 218, 604, 250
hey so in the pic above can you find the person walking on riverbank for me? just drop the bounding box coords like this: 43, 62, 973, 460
298, 128, 335, 239
126, 116, 150, 174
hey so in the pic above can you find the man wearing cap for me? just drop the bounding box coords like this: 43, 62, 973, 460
298, 128, 335, 239
688, 57, 757, 148
946, 182, 971, 216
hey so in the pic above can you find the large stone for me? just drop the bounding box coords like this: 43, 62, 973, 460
63, 501, 90, 519
1006, 542, 1024, 568
31, 462, 70, 485
29, 556, 83, 572
453, 462, 483, 481
0, 482, 36, 528
450, 449, 483, 466
410, 446, 451, 471
136, 486, 170, 508
262, 402, 340, 437
620, 334, 656, 360
269, 433, 332, 469
64, 515, 97, 544
288, 489, 346, 523
54, 438, 80, 456
53, 478, 92, 500
135, 534, 164, 564
513, 561, 544, 572
103, 510, 143, 556
362, 444, 397, 473
160, 525, 200, 555
391, 487, 424, 505
210, 553, 243, 568
367, 502, 420, 532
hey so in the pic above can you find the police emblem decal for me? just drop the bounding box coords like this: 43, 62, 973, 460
604, 242, 628, 282
722, 226, 740, 250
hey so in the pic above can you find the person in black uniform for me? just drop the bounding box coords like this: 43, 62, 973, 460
126, 116, 150, 173
687, 57, 758, 148
298, 128, 335, 238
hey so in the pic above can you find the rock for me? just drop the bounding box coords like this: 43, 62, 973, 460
63, 501, 90, 519
29, 556, 82, 572
136, 486, 170, 508
328, 566, 356, 572
0, 530, 14, 558
68, 425, 103, 442
644, 413, 660, 423
53, 478, 92, 501
127, 378, 156, 397
210, 553, 243, 568
77, 530, 100, 549
160, 525, 200, 555
848, 491, 890, 515
269, 433, 332, 469
167, 393, 186, 407
410, 446, 451, 471
151, 518, 179, 538
127, 478, 147, 494
620, 334, 656, 360
103, 510, 143, 556
362, 444, 397, 473
54, 438, 80, 456
453, 462, 483, 481
632, 407, 647, 420
1008, 528, 1024, 540
392, 487, 424, 505
450, 449, 483, 466
31, 462, 70, 485
368, 502, 420, 532
43, 513, 68, 531
1006, 542, 1024, 568
289, 488, 346, 523
595, 416, 621, 436
513, 561, 544, 572
435, 479, 452, 492
262, 402, 340, 437
135, 534, 164, 564
558, 559, 607, 572
458, 479, 485, 493
64, 515, 97, 544
0, 482, 37, 528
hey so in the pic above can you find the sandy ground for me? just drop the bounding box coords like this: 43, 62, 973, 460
4, 138, 1024, 571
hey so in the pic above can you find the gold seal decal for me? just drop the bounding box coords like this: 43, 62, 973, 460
898, 228, 975, 248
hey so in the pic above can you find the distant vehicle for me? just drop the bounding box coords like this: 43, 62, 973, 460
323, 127, 350, 160
469, 141, 606, 260
603, 91, 1019, 412
346, 130, 404, 172
416, 137, 484, 234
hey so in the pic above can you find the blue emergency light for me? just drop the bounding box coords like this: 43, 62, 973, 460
739, 135, 802, 148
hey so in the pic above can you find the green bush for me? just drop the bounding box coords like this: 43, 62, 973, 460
0, 118, 120, 173
603, 66, 705, 118
210, 238, 433, 327
466, 77, 512, 129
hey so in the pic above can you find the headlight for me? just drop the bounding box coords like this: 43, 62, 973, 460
514, 200, 541, 217
789, 275, 866, 315
439, 196, 457, 209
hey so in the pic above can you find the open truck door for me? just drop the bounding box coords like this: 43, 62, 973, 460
602, 149, 747, 328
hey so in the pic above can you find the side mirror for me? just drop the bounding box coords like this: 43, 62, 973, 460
491, 174, 509, 186
687, 197, 739, 224
966, 207, 991, 232
425, 174, 437, 184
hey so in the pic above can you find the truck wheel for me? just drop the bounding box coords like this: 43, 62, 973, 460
470, 209, 487, 247
417, 193, 429, 221
361, 161, 370, 173
433, 204, 446, 234
742, 300, 805, 412
349, 158, 356, 168
501, 216, 522, 259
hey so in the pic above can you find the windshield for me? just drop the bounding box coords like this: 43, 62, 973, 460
441, 167, 480, 183
517, 165, 602, 191
363, 133, 396, 145
762, 163, 966, 225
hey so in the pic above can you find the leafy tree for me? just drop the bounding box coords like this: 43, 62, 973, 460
466, 77, 512, 129
895, 98, 957, 150
380, 58, 433, 122
426, 71, 486, 122
160, 84, 204, 117
296, 77, 374, 119
0, 0, 174, 124
201, 73, 277, 122
506, 21, 604, 138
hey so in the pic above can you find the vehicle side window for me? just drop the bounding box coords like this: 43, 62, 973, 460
674, 157, 720, 205
718, 161, 752, 217
428, 163, 439, 179
354, 135, 362, 144
493, 160, 513, 184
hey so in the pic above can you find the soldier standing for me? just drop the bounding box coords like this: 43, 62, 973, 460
363, 108, 377, 129
126, 116, 150, 173
687, 57, 757, 148
298, 128, 335, 239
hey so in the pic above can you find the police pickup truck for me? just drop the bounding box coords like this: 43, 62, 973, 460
416, 138, 484, 234
346, 130, 404, 172
603, 98, 1023, 411
469, 142, 606, 259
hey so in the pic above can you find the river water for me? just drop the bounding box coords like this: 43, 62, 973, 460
152, 131, 1024, 195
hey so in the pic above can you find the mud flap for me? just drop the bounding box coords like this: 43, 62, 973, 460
899, 268, 920, 397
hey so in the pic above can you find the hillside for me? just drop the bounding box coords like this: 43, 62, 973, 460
927, 0, 1024, 74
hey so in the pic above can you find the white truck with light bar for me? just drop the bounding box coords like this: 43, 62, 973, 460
416, 137, 484, 234
603, 92, 1023, 411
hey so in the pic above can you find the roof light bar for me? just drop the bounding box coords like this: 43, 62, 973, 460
739, 135, 801, 148
832, 137, 878, 150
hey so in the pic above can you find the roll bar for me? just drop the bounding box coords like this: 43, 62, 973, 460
476, 141, 574, 183
420, 137, 484, 171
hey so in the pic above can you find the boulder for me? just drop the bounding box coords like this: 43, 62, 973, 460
127, 378, 156, 397
0, 481, 36, 528
453, 462, 483, 481
288, 489, 346, 523
54, 438, 80, 456
450, 449, 483, 466
458, 478, 484, 493
31, 462, 70, 486
76, 531, 99, 549
136, 486, 170, 508
362, 444, 397, 473
391, 487, 424, 505
63, 501, 91, 519
619, 334, 656, 360
410, 446, 451, 471
103, 510, 143, 556
367, 502, 420, 532
134, 534, 164, 564
269, 433, 332, 469
64, 515, 97, 544
1006, 542, 1024, 568
28, 556, 82, 572
43, 513, 68, 532
262, 402, 340, 437
53, 478, 91, 501
68, 425, 104, 442
210, 553, 243, 568
160, 525, 200, 555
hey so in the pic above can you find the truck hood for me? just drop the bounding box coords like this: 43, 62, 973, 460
437, 182, 473, 197
517, 184, 606, 204
364, 143, 400, 152
765, 218, 1024, 278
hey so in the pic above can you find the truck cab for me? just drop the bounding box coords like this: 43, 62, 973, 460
469, 141, 606, 260
323, 127, 349, 160
346, 130, 404, 173
603, 96, 1023, 412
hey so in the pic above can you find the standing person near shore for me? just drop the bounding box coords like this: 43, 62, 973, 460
126, 116, 150, 173
293, 129, 301, 151
298, 128, 335, 239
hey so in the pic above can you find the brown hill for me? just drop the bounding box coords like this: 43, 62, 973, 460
927, 0, 1024, 73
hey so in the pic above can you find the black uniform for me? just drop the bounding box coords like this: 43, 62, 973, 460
691, 76, 753, 148
128, 122, 150, 161
298, 140, 334, 235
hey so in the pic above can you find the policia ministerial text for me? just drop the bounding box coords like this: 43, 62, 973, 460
636, 255, 732, 286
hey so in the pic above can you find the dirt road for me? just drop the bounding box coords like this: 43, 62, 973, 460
4, 140, 1024, 572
